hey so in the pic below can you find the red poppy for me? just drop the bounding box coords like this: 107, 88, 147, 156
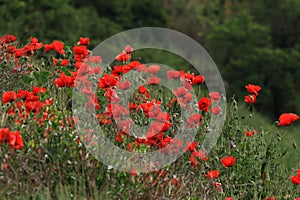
205, 170, 220, 179
210, 106, 221, 115
245, 84, 261, 95
32, 86, 47, 95
277, 113, 299, 126
155, 112, 170, 122
0, 128, 10, 144
148, 121, 172, 133
193, 150, 208, 161
117, 80, 131, 90
44, 40, 65, 54
244, 94, 257, 104
61, 59, 69, 66
124, 45, 133, 53
186, 114, 202, 128
265, 197, 277, 200
79, 37, 90, 46
291, 169, 300, 185
184, 141, 199, 152
54, 72, 74, 88
225, 198, 234, 200
0, 34, 17, 43
148, 65, 160, 74
189, 155, 198, 169
167, 70, 181, 80
115, 51, 131, 62
246, 130, 257, 137
8, 131, 23, 149
173, 87, 188, 97
147, 77, 161, 85
98, 74, 118, 88
220, 156, 236, 168
2, 91, 17, 104
138, 86, 148, 94
209, 92, 221, 102
73, 45, 88, 55
198, 97, 211, 112
192, 75, 205, 85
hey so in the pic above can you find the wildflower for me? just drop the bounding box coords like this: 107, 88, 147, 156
220, 156, 236, 168
117, 80, 131, 90
211, 106, 221, 115
245, 84, 261, 95
198, 97, 211, 112
98, 74, 118, 88
192, 75, 205, 85
244, 94, 257, 104
246, 130, 256, 137
277, 113, 299, 126
79, 37, 90, 46
209, 92, 221, 102
147, 76, 161, 85
167, 70, 180, 80
147, 65, 160, 74
205, 170, 220, 179
2, 91, 17, 104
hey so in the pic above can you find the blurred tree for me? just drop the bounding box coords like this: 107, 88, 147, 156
0, 0, 167, 46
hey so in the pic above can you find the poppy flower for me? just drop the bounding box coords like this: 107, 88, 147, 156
79, 37, 90, 46
193, 150, 208, 161
198, 97, 211, 112
155, 112, 170, 122
210, 106, 221, 115
209, 92, 221, 102
173, 87, 188, 97
45, 40, 65, 54
189, 155, 198, 169
115, 51, 131, 62
117, 80, 131, 90
148, 65, 160, 74
124, 45, 134, 53
246, 130, 257, 136
167, 70, 181, 80
73, 45, 88, 55
32, 86, 47, 95
0, 34, 17, 43
8, 131, 23, 149
265, 197, 277, 200
245, 84, 261, 96
220, 156, 236, 168
277, 113, 299, 126
205, 170, 220, 179
192, 75, 205, 85
225, 198, 234, 200
147, 77, 161, 85
290, 169, 300, 185
138, 86, 148, 94
0, 128, 10, 143
184, 141, 199, 152
61, 59, 69, 66
186, 114, 202, 128
2, 91, 17, 104
244, 94, 257, 104
98, 74, 118, 88
54, 72, 74, 88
